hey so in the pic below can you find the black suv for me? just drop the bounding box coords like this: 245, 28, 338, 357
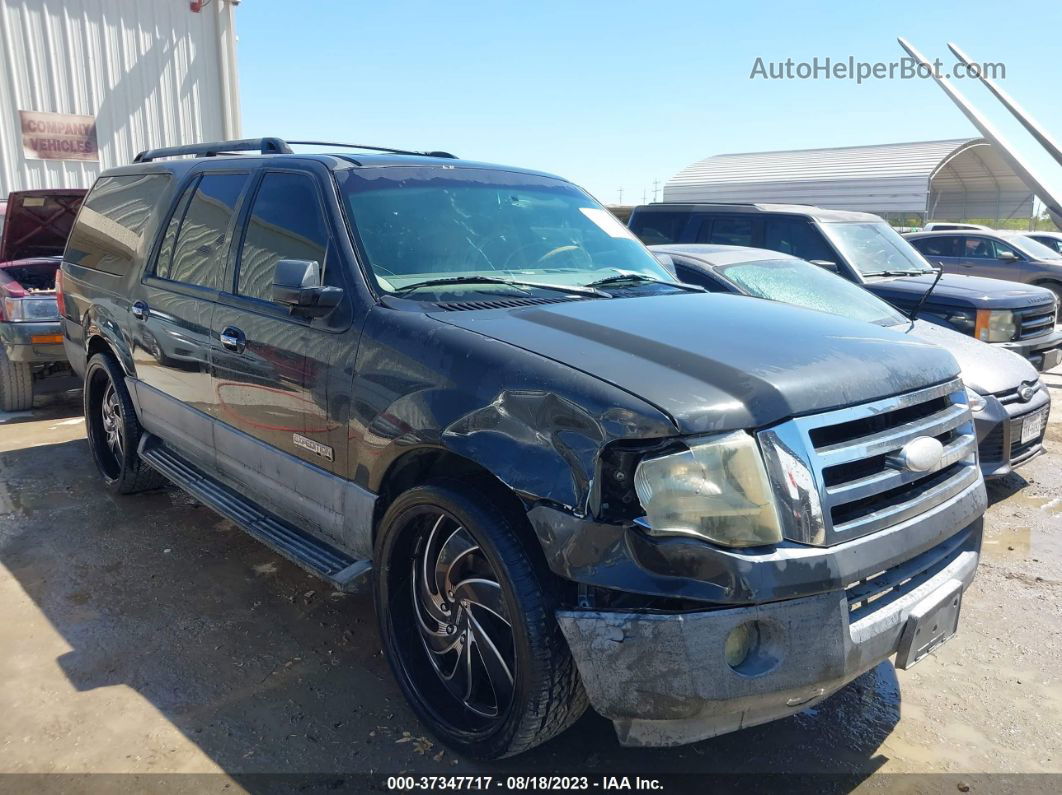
60, 139, 986, 758
629, 203, 1062, 371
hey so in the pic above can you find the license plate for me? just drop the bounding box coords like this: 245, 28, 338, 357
896, 580, 963, 670
1042, 347, 1062, 372
1021, 406, 1048, 445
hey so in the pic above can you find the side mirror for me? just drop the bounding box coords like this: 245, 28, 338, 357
998, 250, 1020, 262
272, 259, 343, 317
809, 259, 839, 273
653, 252, 677, 278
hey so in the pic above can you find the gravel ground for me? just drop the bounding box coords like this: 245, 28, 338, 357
1, 370, 1060, 793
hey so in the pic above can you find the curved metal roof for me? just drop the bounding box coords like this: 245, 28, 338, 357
663, 138, 1034, 218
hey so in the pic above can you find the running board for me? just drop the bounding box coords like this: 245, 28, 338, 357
139, 436, 371, 591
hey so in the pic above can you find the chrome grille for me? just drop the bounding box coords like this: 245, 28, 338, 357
1016, 305, 1056, 340
759, 378, 979, 546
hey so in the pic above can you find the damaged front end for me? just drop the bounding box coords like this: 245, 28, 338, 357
535, 377, 987, 747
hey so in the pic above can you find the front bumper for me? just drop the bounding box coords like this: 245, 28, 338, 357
999, 328, 1062, 371
557, 518, 982, 747
0, 320, 66, 363
974, 388, 1051, 479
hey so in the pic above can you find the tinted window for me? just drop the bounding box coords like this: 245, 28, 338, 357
65, 174, 171, 275
237, 172, 329, 301
764, 218, 835, 261
704, 218, 755, 246
160, 173, 249, 288
912, 236, 960, 257
963, 237, 995, 259
630, 211, 690, 245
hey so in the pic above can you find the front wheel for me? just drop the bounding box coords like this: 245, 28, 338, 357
374, 479, 587, 759
0, 348, 33, 411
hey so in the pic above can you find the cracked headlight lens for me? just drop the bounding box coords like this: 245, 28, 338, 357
633, 431, 783, 547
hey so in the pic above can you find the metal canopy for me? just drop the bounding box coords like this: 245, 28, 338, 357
663, 138, 1034, 222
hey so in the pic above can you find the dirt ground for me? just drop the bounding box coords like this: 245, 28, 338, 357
1, 369, 1061, 794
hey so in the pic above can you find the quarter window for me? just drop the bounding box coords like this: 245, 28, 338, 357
236, 172, 329, 301
65, 174, 171, 276
159, 173, 250, 288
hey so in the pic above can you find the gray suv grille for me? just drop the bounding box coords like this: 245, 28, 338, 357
759, 378, 978, 546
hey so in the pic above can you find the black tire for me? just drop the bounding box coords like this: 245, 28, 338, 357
374, 479, 587, 759
0, 349, 33, 412
83, 352, 166, 494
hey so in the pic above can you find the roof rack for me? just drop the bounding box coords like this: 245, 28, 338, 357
286, 141, 457, 159
132, 137, 457, 163
133, 137, 293, 163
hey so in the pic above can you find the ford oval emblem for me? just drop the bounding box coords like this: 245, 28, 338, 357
886, 436, 944, 473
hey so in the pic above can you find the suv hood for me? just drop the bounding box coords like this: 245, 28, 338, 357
867, 273, 1055, 311
903, 319, 1038, 394
431, 293, 960, 434
0, 189, 86, 263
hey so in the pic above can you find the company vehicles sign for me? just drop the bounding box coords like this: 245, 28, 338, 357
19, 111, 98, 161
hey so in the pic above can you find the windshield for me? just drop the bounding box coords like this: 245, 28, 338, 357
337, 167, 673, 296
821, 221, 935, 277
1005, 234, 1062, 261
715, 257, 909, 327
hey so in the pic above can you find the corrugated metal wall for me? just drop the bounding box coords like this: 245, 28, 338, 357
0, 0, 240, 196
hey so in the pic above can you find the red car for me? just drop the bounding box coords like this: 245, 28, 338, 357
0, 189, 85, 410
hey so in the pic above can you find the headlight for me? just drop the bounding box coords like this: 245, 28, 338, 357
633, 431, 783, 547
1, 296, 59, 322
974, 309, 1016, 342
965, 387, 987, 413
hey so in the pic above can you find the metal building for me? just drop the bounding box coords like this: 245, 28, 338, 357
0, 0, 241, 196
663, 139, 1036, 224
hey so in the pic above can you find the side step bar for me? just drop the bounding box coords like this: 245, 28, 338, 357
139, 435, 371, 592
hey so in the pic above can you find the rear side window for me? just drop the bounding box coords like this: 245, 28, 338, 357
156, 173, 250, 288
764, 218, 835, 262
65, 174, 171, 276
911, 236, 960, 257
236, 172, 329, 301
629, 211, 690, 245
702, 217, 756, 246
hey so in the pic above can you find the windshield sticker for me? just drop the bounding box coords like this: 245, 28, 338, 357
580, 207, 638, 240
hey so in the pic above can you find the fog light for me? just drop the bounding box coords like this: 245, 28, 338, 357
724, 623, 754, 668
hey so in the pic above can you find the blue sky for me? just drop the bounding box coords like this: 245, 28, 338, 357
237, 0, 1062, 207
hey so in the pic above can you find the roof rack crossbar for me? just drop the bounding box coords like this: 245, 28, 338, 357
133, 137, 294, 163
285, 140, 457, 159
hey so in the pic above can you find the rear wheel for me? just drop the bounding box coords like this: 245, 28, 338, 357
0, 349, 33, 412
374, 479, 587, 759
84, 352, 165, 494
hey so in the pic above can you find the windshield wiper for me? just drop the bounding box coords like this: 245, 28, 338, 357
863, 269, 933, 277
908, 267, 945, 322
583, 273, 705, 292
392, 275, 607, 297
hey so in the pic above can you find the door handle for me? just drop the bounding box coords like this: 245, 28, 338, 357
131, 301, 149, 321
219, 326, 246, 353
